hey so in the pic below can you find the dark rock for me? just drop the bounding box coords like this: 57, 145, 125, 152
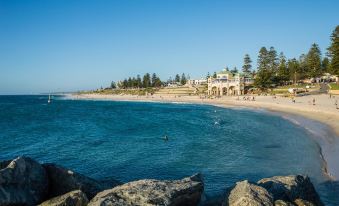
222, 180, 274, 206
43, 163, 120, 200
258, 175, 323, 206
39, 190, 89, 206
0, 156, 49, 205
88, 173, 204, 206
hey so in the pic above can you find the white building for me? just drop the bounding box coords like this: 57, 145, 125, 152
207, 69, 253, 96
187, 78, 207, 86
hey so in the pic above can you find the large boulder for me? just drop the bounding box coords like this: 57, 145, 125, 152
88, 173, 204, 206
223, 180, 274, 206
39, 190, 89, 206
0, 156, 49, 205
258, 175, 323, 206
43, 163, 120, 200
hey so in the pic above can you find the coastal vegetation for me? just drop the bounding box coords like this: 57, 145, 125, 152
87, 25, 338, 96
254, 25, 339, 89
329, 83, 339, 90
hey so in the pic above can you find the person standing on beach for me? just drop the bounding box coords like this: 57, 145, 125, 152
313, 98, 316, 106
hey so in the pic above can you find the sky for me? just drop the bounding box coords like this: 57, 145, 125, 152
0, 0, 338, 94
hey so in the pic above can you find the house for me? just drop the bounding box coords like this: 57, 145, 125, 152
187, 78, 207, 86
207, 69, 254, 96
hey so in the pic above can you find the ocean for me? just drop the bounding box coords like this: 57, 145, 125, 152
0, 95, 338, 205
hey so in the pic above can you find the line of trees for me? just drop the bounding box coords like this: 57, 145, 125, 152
168, 73, 188, 85
255, 25, 339, 88
114, 73, 162, 89
110, 72, 191, 89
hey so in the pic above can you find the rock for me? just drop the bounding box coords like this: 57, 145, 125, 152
274, 200, 294, 206
43, 163, 120, 200
0, 156, 49, 206
258, 175, 323, 206
88, 173, 204, 206
223, 180, 274, 206
294, 199, 316, 206
39, 190, 89, 206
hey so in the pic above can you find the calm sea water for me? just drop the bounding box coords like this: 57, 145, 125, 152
0, 95, 338, 205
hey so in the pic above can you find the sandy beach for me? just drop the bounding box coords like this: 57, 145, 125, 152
70, 93, 339, 136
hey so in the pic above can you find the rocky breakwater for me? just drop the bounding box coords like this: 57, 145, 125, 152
223, 175, 324, 206
0, 156, 324, 206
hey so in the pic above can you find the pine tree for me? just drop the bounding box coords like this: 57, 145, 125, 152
298, 54, 308, 79
143, 73, 151, 88
277, 52, 289, 84
231, 67, 238, 73
255, 47, 272, 88
328, 25, 339, 75
268, 47, 279, 74
322, 57, 330, 73
175, 74, 180, 83
287, 58, 300, 84
151, 73, 157, 87
127, 77, 132, 88
213, 72, 217, 78
306, 43, 322, 77
110, 81, 116, 89
242, 54, 252, 74
181, 73, 187, 85
137, 75, 142, 88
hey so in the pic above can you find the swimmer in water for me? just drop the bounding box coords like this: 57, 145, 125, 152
163, 135, 169, 141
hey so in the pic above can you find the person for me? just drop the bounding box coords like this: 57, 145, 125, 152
313, 98, 316, 106
252, 96, 255, 101
163, 135, 169, 141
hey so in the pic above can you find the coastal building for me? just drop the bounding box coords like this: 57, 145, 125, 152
187, 78, 207, 86
207, 69, 253, 96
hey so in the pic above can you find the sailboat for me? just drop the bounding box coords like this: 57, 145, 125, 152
48, 94, 51, 104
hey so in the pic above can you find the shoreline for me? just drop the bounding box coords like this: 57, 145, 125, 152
66, 93, 339, 180
67, 93, 339, 136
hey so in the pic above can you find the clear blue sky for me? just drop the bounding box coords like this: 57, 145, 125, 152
0, 0, 338, 94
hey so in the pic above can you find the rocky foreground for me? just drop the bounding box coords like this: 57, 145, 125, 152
0, 156, 324, 206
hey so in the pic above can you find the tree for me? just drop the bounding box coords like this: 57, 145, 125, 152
306, 43, 322, 77
153, 76, 162, 87
122, 79, 128, 88
151, 73, 157, 87
136, 75, 142, 88
277, 52, 289, 84
322, 57, 330, 73
287, 58, 300, 84
143, 73, 151, 88
298, 54, 308, 79
242, 54, 252, 74
231, 67, 238, 73
167, 77, 173, 83
110, 81, 117, 89
206, 72, 210, 79
213, 72, 217, 78
268, 46, 279, 74
175, 74, 180, 83
255, 47, 272, 88
180, 73, 187, 85
328, 25, 339, 75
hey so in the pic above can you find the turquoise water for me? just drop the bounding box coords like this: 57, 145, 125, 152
0, 95, 338, 205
